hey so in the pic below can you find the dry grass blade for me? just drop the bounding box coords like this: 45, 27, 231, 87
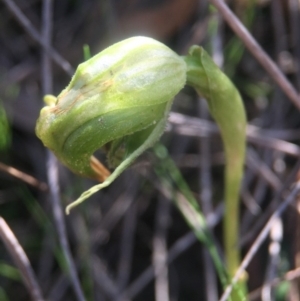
0, 162, 48, 191
248, 266, 300, 300
0, 217, 45, 301
220, 180, 300, 301
152, 196, 171, 301
169, 112, 300, 157
40, 1, 86, 300
2, 0, 74, 75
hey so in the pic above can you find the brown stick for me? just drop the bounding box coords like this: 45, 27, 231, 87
0, 217, 45, 301
0, 162, 48, 191
2, 0, 74, 76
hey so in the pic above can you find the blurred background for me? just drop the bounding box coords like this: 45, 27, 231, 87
0, 0, 300, 300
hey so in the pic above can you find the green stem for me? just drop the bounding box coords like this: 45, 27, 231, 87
183, 46, 247, 298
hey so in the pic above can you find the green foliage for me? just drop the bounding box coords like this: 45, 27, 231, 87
0, 262, 22, 281
0, 101, 10, 151
275, 281, 290, 301
83, 44, 91, 61
0, 287, 9, 301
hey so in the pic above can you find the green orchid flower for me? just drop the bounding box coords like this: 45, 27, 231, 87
36, 37, 246, 235
36, 37, 187, 186
36, 36, 247, 299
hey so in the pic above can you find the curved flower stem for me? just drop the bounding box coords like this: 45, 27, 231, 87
183, 46, 247, 299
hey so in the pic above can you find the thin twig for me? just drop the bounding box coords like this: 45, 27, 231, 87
241, 188, 261, 215
0, 162, 48, 191
288, 0, 300, 90
92, 255, 131, 301
41, 0, 53, 94
47, 274, 70, 301
0, 217, 45, 301
122, 181, 223, 299
116, 201, 138, 294
246, 149, 281, 191
271, 0, 287, 55
198, 99, 218, 301
122, 232, 197, 300
152, 196, 171, 301
92, 181, 137, 246
40, 1, 85, 300
209, 0, 300, 110
261, 217, 283, 301
248, 266, 300, 300
2, 0, 74, 76
240, 159, 300, 247
219, 180, 300, 301
47, 154, 86, 301
198, 100, 213, 215
169, 112, 300, 157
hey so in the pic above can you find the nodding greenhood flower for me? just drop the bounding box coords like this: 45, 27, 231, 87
36, 37, 186, 193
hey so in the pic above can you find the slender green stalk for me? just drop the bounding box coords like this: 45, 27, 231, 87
183, 46, 247, 299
